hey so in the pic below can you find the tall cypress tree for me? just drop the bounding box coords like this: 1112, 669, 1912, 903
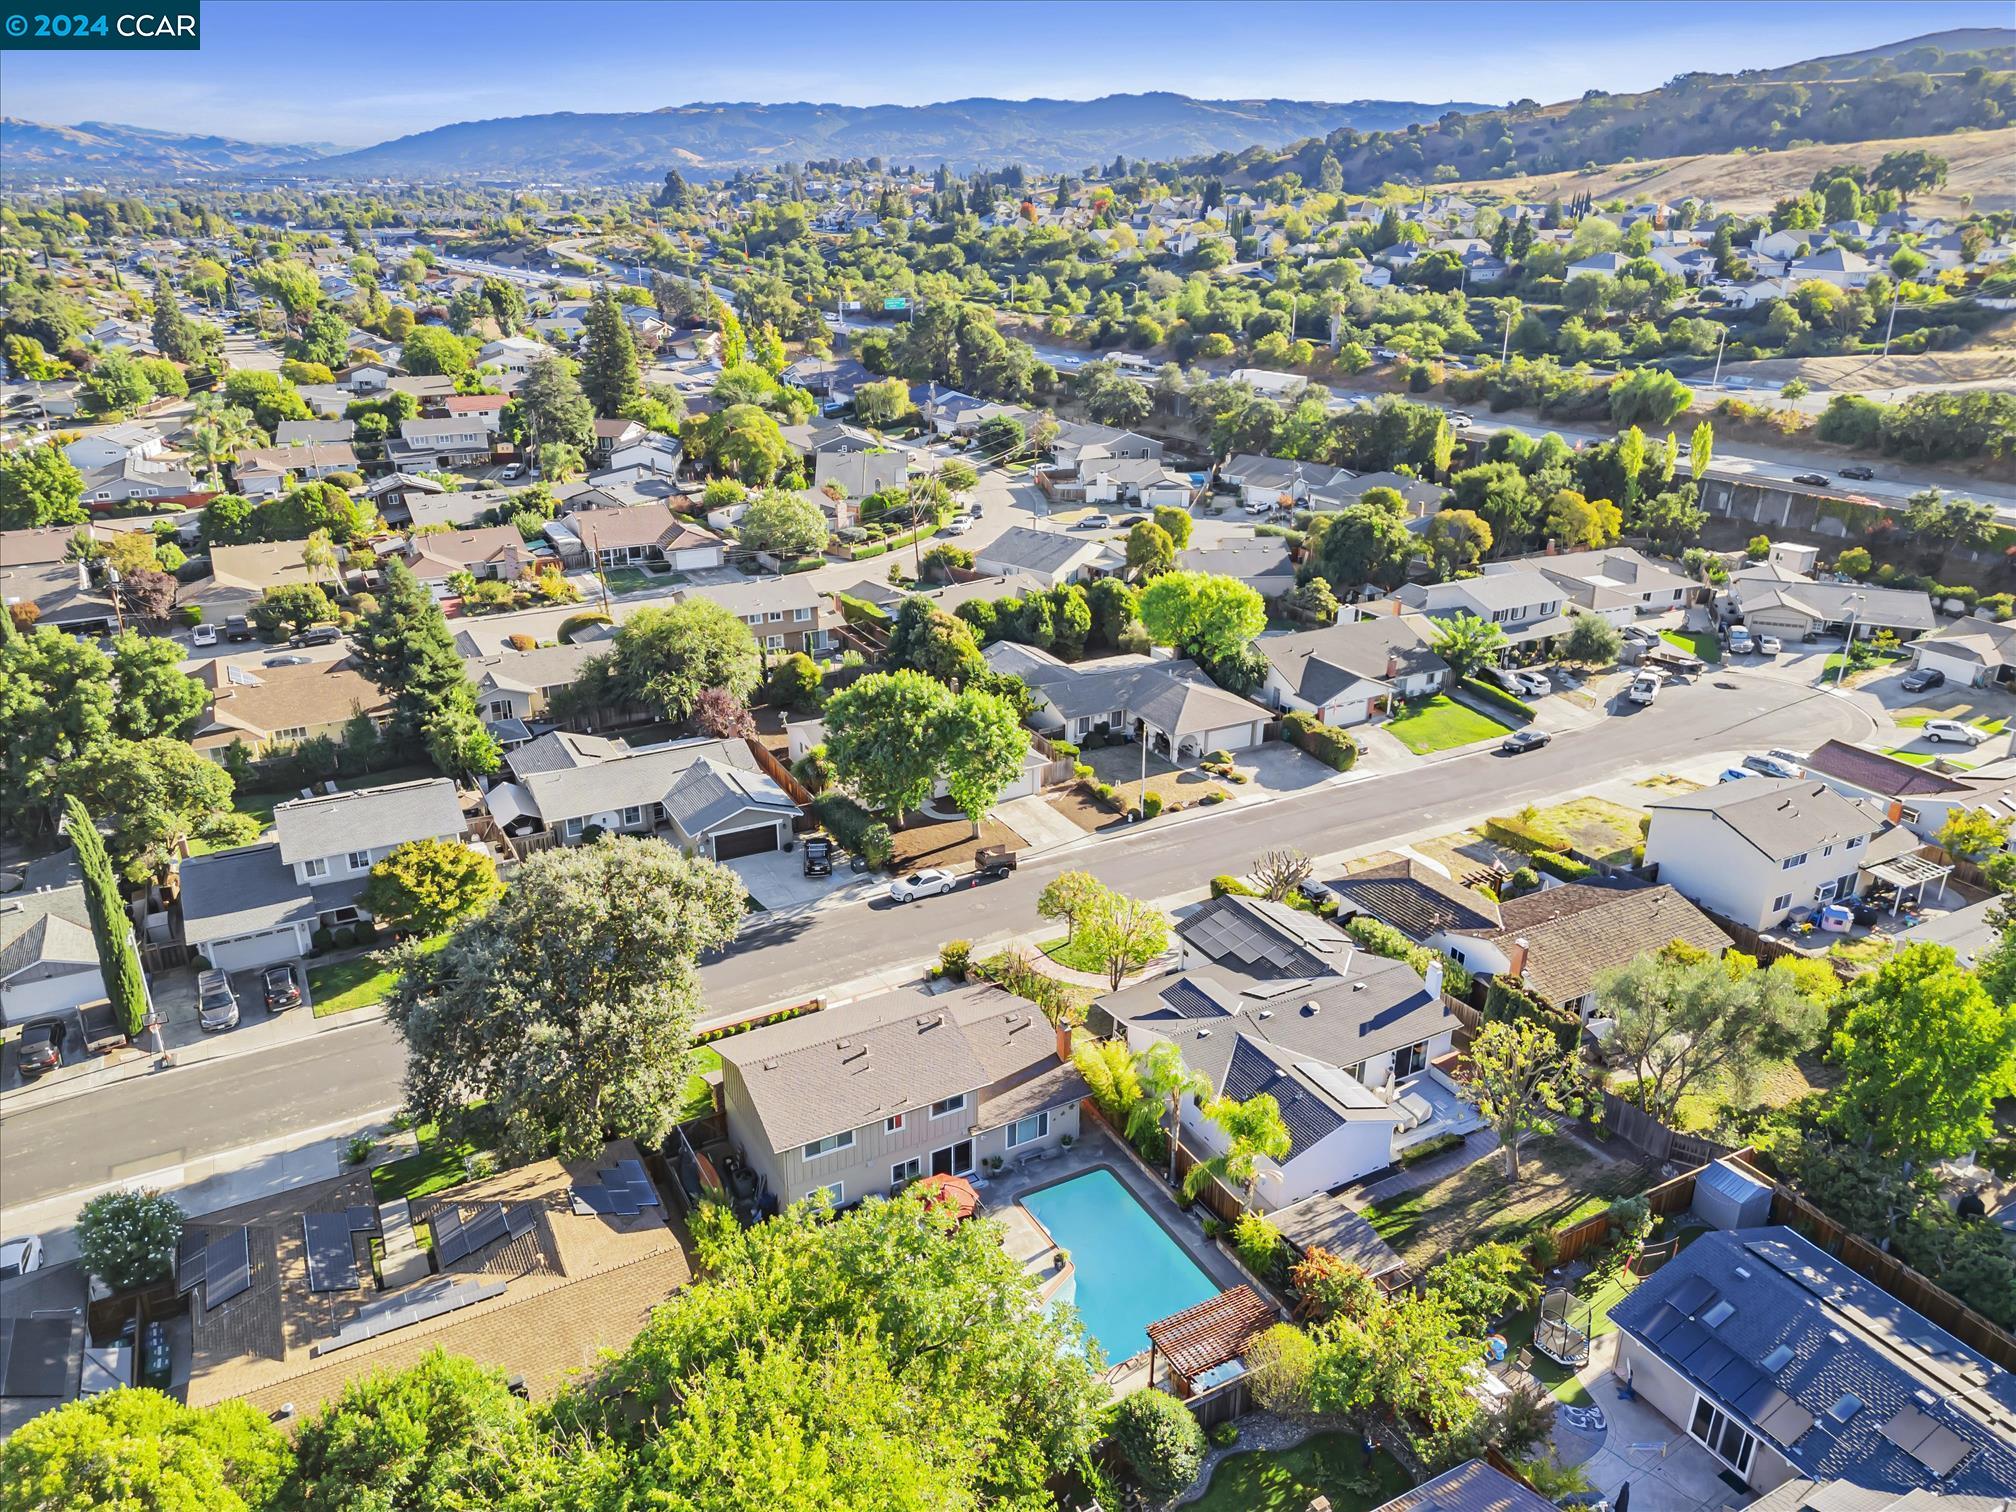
579, 288, 642, 418
65, 795, 149, 1037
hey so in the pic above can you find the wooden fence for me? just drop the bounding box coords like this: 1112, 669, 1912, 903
745, 736, 817, 811
1597, 1091, 1740, 1168
1735, 1155, 2016, 1370
1544, 1152, 1732, 1265
1080, 1098, 1248, 1227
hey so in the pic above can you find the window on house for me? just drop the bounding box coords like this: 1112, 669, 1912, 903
885, 1113, 905, 1133
890, 1158, 921, 1192
766, 635, 785, 651
930, 1093, 966, 1119
930, 1140, 974, 1177
1689, 1396, 1757, 1476
1814, 881, 1839, 902
794, 607, 812, 621
563, 817, 584, 837
1781, 853, 1807, 870
347, 851, 370, 871
768, 611, 785, 622
801, 1130, 855, 1160
805, 1181, 843, 1205
273, 726, 309, 743
303, 857, 329, 879
1771, 893, 1793, 913
1006, 1112, 1050, 1148
1898, 809, 1918, 826
1845, 835, 1864, 850
621, 806, 642, 826
1821, 844, 1834, 858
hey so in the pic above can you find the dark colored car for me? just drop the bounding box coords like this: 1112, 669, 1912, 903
15, 1021, 65, 1078
225, 614, 255, 642
1791, 472, 1830, 487
801, 835, 833, 878
1900, 667, 1944, 692
1839, 465, 1875, 481
1500, 729, 1552, 755
263, 963, 302, 1012
289, 623, 342, 648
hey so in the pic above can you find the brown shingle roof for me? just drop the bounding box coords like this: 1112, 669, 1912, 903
1802, 739, 1971, 799
1481, 883, 1732, 1007
191, 657, 390, 749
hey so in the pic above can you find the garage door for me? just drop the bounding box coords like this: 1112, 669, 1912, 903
206, 929, 300, 972
712, 824, 779, 860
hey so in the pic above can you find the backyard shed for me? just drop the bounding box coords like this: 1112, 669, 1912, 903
1691, 1157, 1773, 1231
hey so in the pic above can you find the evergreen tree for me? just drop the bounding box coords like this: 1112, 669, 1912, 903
65, 795, 149, 1037
150, 273, 199, 364
350, 560, 497, 776
579, 288, 642, 417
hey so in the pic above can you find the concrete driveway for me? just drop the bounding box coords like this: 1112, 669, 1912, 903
726, 848, 884, 914
1227, 740, 1341, 800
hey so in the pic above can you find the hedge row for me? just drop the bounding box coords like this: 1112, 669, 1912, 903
1280, 710, 1358, 771
695, 1000, 823, 1047
1461, 676, 1537, 721
1533, 850, 1595, 883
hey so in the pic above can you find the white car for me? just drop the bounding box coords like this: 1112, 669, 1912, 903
889, 869, 958, 903
942, 515, 974, 535
1924, 719, 1988, 746
1511, 669, 1552, 698
0, 1235, 43, 1278
190, 623, 218, 647
1758, 635, 1783, 654
1075, 514, 1114, 531
1242, 497, 1276, 515
1628, 673, 1660, 706
500, 463, 525, 480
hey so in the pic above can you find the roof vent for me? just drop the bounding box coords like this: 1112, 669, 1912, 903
1352, 982, 1365, 991
1827, 1393, 1863, 1425
1733, 1265, 1752, 1280
1762, 1345, 1794, 1372
1257, 1009, 1273, 1019
1195, 1027, 1211, 1038
762, 1058, 779, 1072
1302, 1002, 1320, 1016
836, 1039, 851, 1050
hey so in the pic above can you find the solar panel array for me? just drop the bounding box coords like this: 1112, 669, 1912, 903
1156, 978, 1225, 1020
310, 1276, 507, 1357
430, 1202, 536, 1267
303, 1214, 362, 1293
1637, 1285, 1817, 1447
202, 1229, 252, 1309
1880, 1403, 1973, 1477
1, 1315, 75, 1398
569, 1158, 661, 1218
1184, 908, 1303, 972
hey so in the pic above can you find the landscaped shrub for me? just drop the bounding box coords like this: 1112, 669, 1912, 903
76, 1189, 184, 1292
1111, 1388, 1206, 1499
1072, 762, 1093, 780
1232, 1210, 1285, 1278
1532, 850, 1594, 883
810, 792, 875, 852
1289, 1247, 1378, 1322
1980, 593, 2014, 621
938, 939, 973, 981
1297, 721, 1357, 771
1343, 916, 1472, 997
1400, 1131, 1465, 1165
1140, 791, 1164, 819
857, 823, 894, 869
1462, 676, 1536, 720
1210, 874, 1258, 898
1501, 866, 1542, 899
1049, 739, 1079, 759
1200, 791, 1227, 804
1483, 809, 1574, 855
1483, 973, 1580, 1050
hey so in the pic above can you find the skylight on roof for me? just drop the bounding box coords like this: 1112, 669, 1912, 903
1761, 1344, 1793, 1372
1702, 1300, 1735, 1329
1827, 1393, 1863, 1425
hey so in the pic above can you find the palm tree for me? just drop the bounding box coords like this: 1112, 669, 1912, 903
1183, 1092, 1292, 1212
301, 528, 341, 597
1130, 1040, 1211, 1187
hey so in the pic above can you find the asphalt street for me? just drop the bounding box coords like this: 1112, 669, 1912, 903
0, 671, 1872, 1213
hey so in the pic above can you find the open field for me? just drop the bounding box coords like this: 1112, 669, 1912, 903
1443, 127, 2016, 217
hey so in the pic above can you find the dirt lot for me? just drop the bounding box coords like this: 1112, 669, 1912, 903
1445, 126, 2016, 217
889, 811, 1026, 873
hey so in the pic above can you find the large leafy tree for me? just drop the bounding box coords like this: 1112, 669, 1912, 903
1136, 571, 1266, 664
737, 487, 829, 559
597, 599, 762, 722
1079, 888, 1172, 991
0, 440, 86, 529
517, 354, 595, 455
350, 559, 498, 776
60, 737, 261, 881
822, 669, 954, 823
362, 838, 504, 938
937, 688, 1030, 837
108, 628, 206, 740
386, 838, 743, 1159
1125, 519, 1175, 580
2, 627, 115, 836
1828, 942, 2016, 1167
580, 287, 643, 416
550, 1193, 1106, 1503
64, 794, 150, 1036
1305, 1288, 1483, 1436
884, 597, 986, 685
0, 1389, 292, 1512
1427, 611, 1508, 679
1303, 494, 1413, 591
75, 1188, 184, 1292
1596, 950, 1827, 1121
1458, 1020, 1596, 1182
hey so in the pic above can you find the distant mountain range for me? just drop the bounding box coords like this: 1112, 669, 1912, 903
2, 95, 1490, 183
0, 118, 335, 176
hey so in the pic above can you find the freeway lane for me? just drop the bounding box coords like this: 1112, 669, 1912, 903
0, 673, 1871, 1212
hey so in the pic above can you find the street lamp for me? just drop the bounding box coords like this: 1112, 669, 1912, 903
1710, 323, 1730, 390
1834, 592, 1866, 688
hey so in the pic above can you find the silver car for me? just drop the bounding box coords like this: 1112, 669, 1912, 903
196, 969, 240, 1032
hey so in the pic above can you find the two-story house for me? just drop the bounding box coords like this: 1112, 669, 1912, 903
475, 337, 547, 377
1255, 615, 1450, 727
390, 417, 493, 469
714, 982, 1088, 1212
682, 578, 831, 659
63, 422, 167, 474
1642, 778, 1886, 930
591, 417, 650, 465
179, 779, 468, 970
1484, 548, 1692, 624
465, 642, 602, 725
189, 658, 391, 762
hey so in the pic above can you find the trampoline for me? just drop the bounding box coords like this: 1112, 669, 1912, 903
1535, 1288, 1592, 1367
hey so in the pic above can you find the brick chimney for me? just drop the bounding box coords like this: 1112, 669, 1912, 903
1055, 1019, 1074, 1065
1385, 652, 1400, 680
1508, 936, 1530, 978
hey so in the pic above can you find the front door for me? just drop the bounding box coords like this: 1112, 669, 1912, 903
930, 1141, 973, 1177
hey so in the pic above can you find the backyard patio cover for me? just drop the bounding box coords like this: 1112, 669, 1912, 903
1144, 1284, 1278, 1395
1863, 852, 1951, 911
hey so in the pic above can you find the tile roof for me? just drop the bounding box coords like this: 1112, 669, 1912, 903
1333, 858, 1502, 937
1611, 1227, 2016, 1496
273, 779, 466, 865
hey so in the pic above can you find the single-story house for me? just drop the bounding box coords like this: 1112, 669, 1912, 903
0, 536, 119, 635
1219, 455, 1348, 511
715, 982, 1087, 1213
548, 504, 723, 573
1255, 615, 1450, 726
984, 643, 1270, 758
814, 449, 907, 501
234, 444, 360, 499
0, 886, 104, 1027
1723, 568, 1936, 643
405, 525, 532, 588
190, 658, 391, 761
973, 525, 1118, 588
1179, 538, 1295, 598
208, 540, 330, 596
273, 420, 357, 448
1304, 470, 1441, 522
1077, 456, 1195, 508
1908, 614, 2016, 689
484, 733, 799, 860
1798, 739, 2016, 853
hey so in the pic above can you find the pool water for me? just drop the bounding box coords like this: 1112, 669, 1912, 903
1018, 1167, 1219, 1365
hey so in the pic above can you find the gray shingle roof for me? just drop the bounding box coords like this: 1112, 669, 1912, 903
518, 737, 758, 827
0, 887, 96, 984
975, 525, 1106, 577
273, 779, 466, 866
1259, 618, 1449, 705
1370, 1460, 1559, 1512
1179, 538, 1295, 586
661, 758, 797, 837
1649, 779, 1881, 863
1611, 1228, 2016, 1496
177, 844, 320, 944
1179, 894, 1354, 979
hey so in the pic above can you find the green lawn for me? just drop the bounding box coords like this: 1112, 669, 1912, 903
1822, 648, 1906, 676
1894, 714, 2004, 734
1192, 1437, 1412, 1512
600, 567, 677, 594
1661, 628, 1722, 662
1383, 695, 1512, 755
1883, 749, 1977, 769
1039, 933, 1161, 977
308, 934, 447, 1016
679, 1045, 723, 1123
370, 1118, 484, 1203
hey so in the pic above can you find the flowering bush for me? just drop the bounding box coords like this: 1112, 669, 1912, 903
76, 1188, 184, 1292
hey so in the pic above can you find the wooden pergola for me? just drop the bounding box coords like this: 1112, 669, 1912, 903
1144, 1284, 1278, 1398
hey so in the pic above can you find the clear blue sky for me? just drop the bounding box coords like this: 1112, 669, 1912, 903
2, 0, 2009, 147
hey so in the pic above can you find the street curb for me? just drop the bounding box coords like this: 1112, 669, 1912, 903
0, 1005, 390, 1119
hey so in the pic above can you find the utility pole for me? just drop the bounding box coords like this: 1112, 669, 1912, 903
1834, 594, 1864, 687
1710, 324, 1729, 390
1500, 305, 1515, 365
1879, 280, 1902, 359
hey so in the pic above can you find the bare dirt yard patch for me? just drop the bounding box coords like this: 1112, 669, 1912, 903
889, 811, 1027, 873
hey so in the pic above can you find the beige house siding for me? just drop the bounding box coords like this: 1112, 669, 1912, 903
1615, 1333, 1797, 1494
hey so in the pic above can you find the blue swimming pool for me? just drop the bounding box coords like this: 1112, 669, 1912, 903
1019, 1167, 1220, 1365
